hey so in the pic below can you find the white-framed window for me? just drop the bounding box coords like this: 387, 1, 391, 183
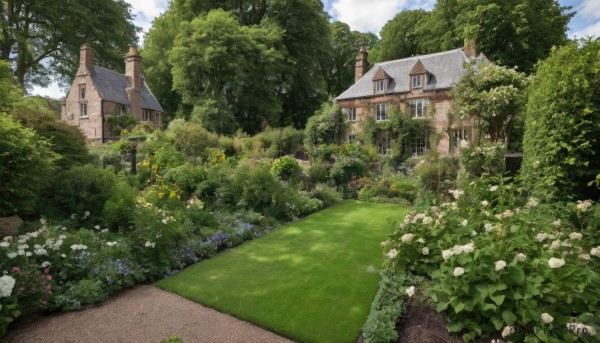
411, 75, 422, 89
411, 131, 428, 156
153, 112, 159, 126
376, 103, 388, 121
452, 128, 469, 152
347, 134, 356, 144
347, 107, 357, 122
375, 80, 385, 93
117, 105, 125, 116
143, 109, 152, 122
80, 103, 88, 117
410, 99, 428, 118
377, 135, 392, 156
79, 85, 86, 99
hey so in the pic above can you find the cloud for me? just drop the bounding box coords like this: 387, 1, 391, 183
124, 0, 169, 43
331, 0, 408, 34
572, 20, 600, 38
580, 0, 600, 19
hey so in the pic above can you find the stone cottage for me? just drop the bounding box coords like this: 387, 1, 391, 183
335, 42, 486, 157
61, 44, 165, 141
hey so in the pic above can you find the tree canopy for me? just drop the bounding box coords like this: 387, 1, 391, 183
0, 0, 139, 89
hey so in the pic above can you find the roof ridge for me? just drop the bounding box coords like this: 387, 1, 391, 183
94, 65, 126, 77
375, 48, 464, 67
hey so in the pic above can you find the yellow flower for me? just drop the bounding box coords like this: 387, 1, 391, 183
158, 192, 165, 198
169, 191, 177, 199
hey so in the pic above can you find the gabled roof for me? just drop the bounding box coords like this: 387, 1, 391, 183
336, 48, 487, 101
91, 66, 164, 112
372, 67, 391, 81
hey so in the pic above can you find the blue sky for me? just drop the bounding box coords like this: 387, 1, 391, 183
32, 0, 600, 98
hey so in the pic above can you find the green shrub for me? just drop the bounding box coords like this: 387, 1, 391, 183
43, 165, 117, 222
329, 156, 366, 186
459, 142, 506, 178
163, 164, 207, 198
53, 279, 110, 311
102, 179, 138, 231
0, 113, 57, 216
271, 156, 302, 180
522, 39, 600, 201
312, 184, 342, 207
161, 336, 184, 343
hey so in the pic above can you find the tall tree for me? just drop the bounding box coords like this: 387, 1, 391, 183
369, 10, 430, 63
320, 21, 378, 97
0, 0, 139, 89
169, 9, 285, 134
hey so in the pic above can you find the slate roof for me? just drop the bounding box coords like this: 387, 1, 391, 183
336, 48, 486, 101
91, 66, 164, 112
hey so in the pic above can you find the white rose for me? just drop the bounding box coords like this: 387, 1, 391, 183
515, 253, 526, 262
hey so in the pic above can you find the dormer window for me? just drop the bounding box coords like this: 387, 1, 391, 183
372, 67, 391, 94
411, 75, 422, 89
375, 80, 385, 93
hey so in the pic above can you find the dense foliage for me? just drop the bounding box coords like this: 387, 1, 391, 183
522, 39, 600, 201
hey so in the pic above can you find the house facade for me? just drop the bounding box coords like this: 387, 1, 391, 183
335, 43, 485, 157
61, 44, 165, 142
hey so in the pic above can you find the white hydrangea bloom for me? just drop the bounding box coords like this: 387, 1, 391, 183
7, 252, 17, 259
405, 286, 415, 297
41, 261, 51, 268
548, 257, 565, 268
579, 254, 591, 261
569, 232, 582, 240
536, 233, 547, 242
0, 242, 9, 248
453, 267, 465, 276
0, 275, 16, 298
423, 216, 433, 225
461, 219, 468, 226
416, 238, 425, 244
541, 313, 554, 324
501, 326, 515, 338
515, 253, 526, 262
144, 241, 156, 249
526, 197, 539, 208
481, 200, 489, 207
576, 200, 593, 213
591, 247, 600, 257
422, 247, 429, 256
485, 223, 495, 232
386, 249, 398, 259
549, 240, 561, 250
401, 234, 415, 243
490, 185, 499, 192
495, 260, 507, 271
442, 249, 453, 261
553, 220, 561, 228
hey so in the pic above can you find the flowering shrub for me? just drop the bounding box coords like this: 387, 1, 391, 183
384, 176, 600, 342
271, 156, 302, 180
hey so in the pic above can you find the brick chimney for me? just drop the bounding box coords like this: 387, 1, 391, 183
355, 46, 369, 83
125, 47, 142, 119
464, 39, 477, 59
78, 44, 94, 76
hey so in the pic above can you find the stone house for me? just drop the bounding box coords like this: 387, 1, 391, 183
335, 43, 485, 157
61, 44, 165, 141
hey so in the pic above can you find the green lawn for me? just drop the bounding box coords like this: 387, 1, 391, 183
155, 200, 407, 343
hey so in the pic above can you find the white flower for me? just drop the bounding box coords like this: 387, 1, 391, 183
569, 232, 582, 240
453, 267, 465, 276
17, 249, 25, 256
502, 325, 515, 338
422, 247, 429, 255
41, 261, 51, 268
442, 249, 453, 261
401, 234, 415, 243
481, 200, 489, 207
549, 240, 561, 250
386, 249, 398, 259
0, 275, 16, 298
495, 260, 507, 271
591, 247, 600, 257
548, 257, 565, 268
449, 189, 464, 200
94, 225, 100, 230
61, 253, 66, 258
552, 220, 561, 228
471, 230, 477, 236
35, 248, 48, 256
70, 244, 88, 251
25, 252, 32, 257
490, 185, 499, 192
526, 197, 539, 208
576, 200, 593, 212
405, 286, 415, 297
0, 242, 9, 248
535, 233, 547, 242
106, 242, 118, 247
485, 223, 495, 232
7, 252, 17, 259
541, 313, 554, 324
461, 219, 468, 226
380, 240, 390, 247
416, 238, 425, 244
579, 254, 591, 261
423, 216, 433, 225
515, 253, 526, 262
17, 244, 29, 250
144, 241, 156, 249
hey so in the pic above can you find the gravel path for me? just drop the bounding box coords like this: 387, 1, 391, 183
6, 285, 294, 343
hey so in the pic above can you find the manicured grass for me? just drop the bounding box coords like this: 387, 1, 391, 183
155, 200, 408, 343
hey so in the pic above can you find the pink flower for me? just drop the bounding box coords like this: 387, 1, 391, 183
43, 268, 49, 274
46, 274, 52, 281
12, 266, 20, 273
47, 284, 52, 290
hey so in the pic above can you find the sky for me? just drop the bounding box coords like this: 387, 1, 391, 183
32, 0, 600, 99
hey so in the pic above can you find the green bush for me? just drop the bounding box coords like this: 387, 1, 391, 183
312, 184, 342, 207
271, 156, 302, 180
53, 279, 110, 311
0, 113, 57, 216
522, 39, 600, 201
459, 142, 506, 178
43, 165, 117, 222
163, 164, 207, 198
102, 179, 138, 232
329, 156, 366, 186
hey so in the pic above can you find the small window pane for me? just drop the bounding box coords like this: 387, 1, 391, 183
412, 75, 422, 89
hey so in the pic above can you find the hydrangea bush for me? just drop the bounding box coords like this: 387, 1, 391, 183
384, 175, 600, 342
